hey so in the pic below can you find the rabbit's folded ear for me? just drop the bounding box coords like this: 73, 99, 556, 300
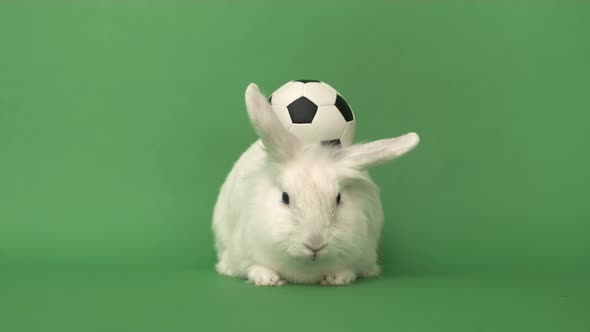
245, 83, 300, 162
336, 132, 420, 170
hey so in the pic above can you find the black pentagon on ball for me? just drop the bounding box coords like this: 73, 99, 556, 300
287, 96, 318, 124
294, 79, 320, 83
321, 139, 342, 148
335, 95, 354, 122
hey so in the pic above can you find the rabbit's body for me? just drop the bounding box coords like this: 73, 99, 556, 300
213, 140, 383, 284
212, 84, 419, 286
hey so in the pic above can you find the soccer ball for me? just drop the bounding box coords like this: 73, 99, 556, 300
268, 80, 356, 148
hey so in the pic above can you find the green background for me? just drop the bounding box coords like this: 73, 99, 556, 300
1, 1, 589, 331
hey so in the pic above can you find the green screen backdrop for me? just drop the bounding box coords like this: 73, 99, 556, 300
1, 1, 589, 331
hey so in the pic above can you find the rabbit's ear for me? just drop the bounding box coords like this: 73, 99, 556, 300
245, 83, 300, 162
337, 132, 420, 170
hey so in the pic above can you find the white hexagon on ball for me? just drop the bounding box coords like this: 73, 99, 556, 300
268, 80, 356, 148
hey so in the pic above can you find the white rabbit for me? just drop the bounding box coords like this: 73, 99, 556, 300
212, 83, 419, 286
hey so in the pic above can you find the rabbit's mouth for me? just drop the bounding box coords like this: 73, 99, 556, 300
291, 251, 323, 263
309, 250, 329, 262
304, 243, 327, 262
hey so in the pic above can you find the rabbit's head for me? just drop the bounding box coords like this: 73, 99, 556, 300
245, 84, 419, 264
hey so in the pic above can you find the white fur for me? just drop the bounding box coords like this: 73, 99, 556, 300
212, 83, 419, 286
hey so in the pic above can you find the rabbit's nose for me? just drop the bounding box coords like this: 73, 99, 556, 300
304, 234, 327, 253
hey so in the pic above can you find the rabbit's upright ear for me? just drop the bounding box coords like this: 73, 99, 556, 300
336, 132, 420, 170
245, 83, 300, 162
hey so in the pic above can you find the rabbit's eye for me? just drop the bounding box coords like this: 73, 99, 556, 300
336, 192, 341, 205
282, 192, 290, 205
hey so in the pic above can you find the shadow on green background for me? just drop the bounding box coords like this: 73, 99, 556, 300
1, 1, 589, 331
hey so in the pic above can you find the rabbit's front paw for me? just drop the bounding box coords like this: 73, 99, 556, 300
247, 266, 287, 286
321, 270, 357, 286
